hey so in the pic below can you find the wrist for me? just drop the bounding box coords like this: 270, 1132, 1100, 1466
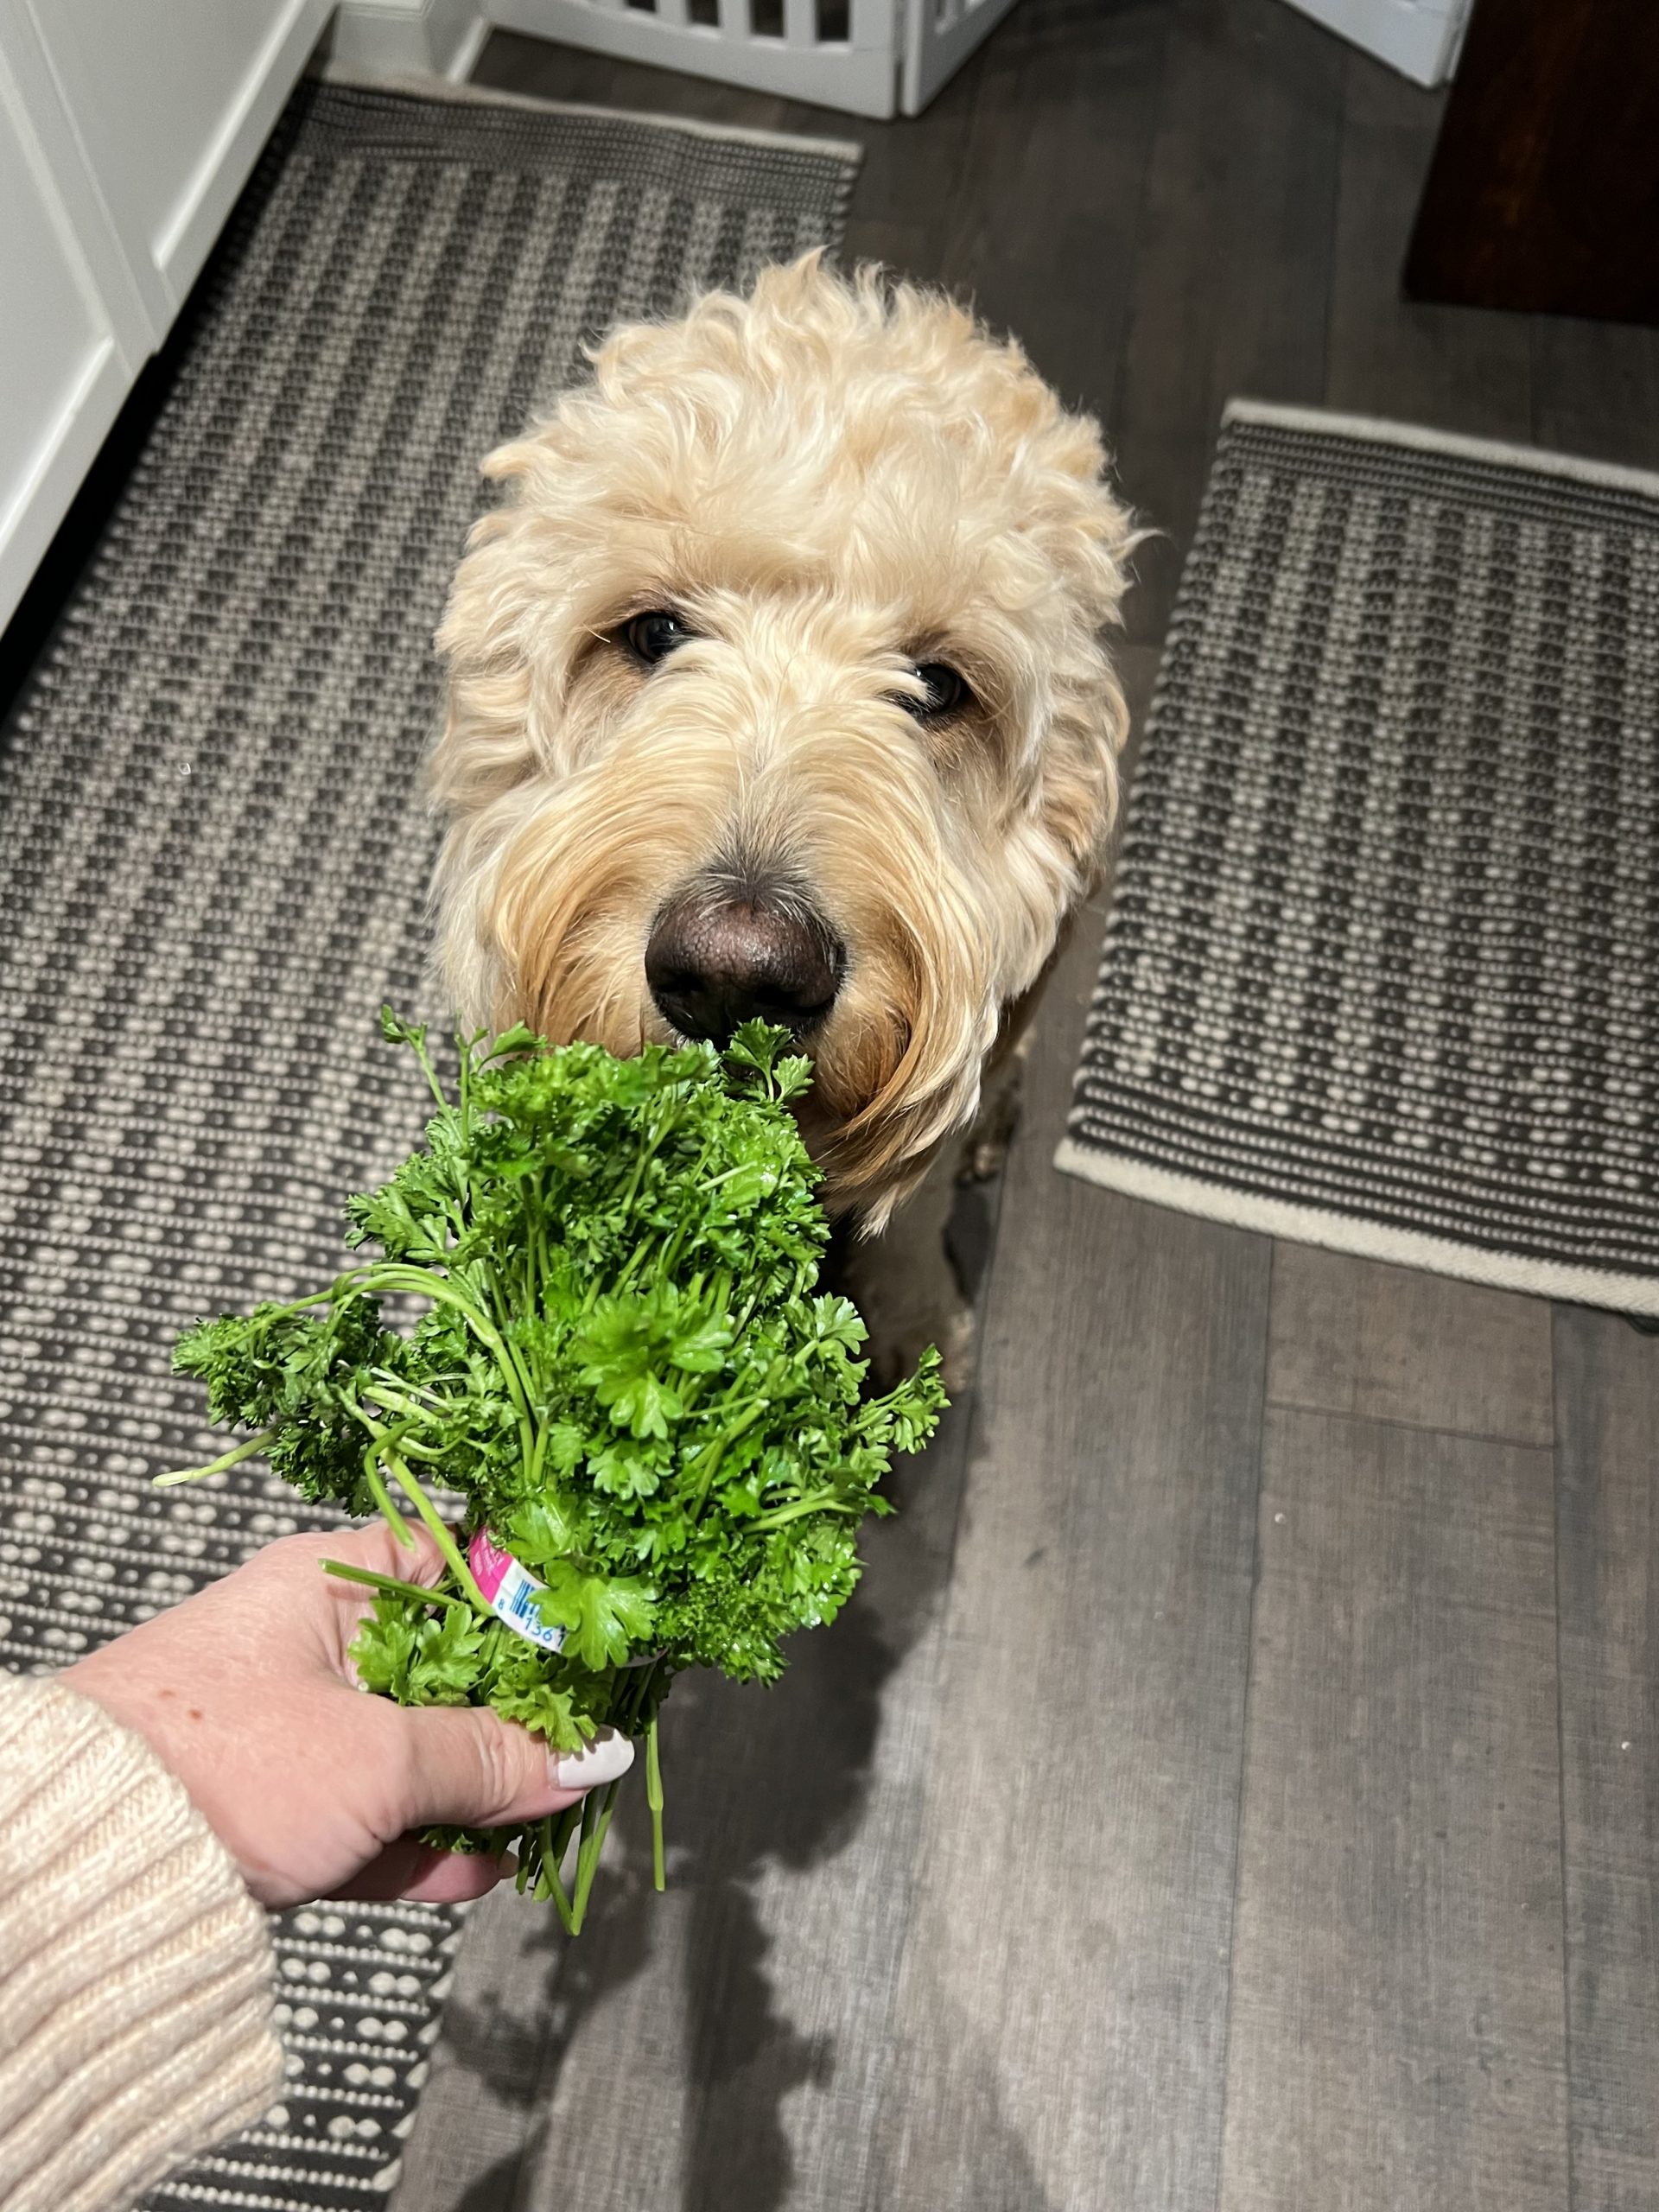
60, 1649, 239, 1878
0, 1675, 283, 2208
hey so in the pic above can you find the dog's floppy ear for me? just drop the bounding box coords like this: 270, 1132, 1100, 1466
1025, 418, 1140, 899
432, 394, 608, 813
429, 436, 563, 829
1033, 681, 1128, 899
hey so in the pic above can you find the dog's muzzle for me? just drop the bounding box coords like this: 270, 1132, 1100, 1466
645, 889, 843, 1049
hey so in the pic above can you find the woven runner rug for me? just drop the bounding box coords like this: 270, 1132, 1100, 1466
1059, 403, 1659, 1313
0, 79, 854, 2209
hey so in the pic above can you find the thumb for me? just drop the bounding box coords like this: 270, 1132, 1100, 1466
396, 1705, 635, 1831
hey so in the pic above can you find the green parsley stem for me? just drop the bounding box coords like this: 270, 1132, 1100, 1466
363, 1379, 449, 1428
383, 1433, 452, 1464
153, 1427, 280, 1486
745, 1491, 861, 1533
687, 1401, 769, 1519
369, 1366, 460, 1412
321, 1560, 473, 1608
618, 1111, 676, 1212
360, 1265, 537, 1459
525, 1421, 551, 1492
537, 1808, 580, 1932
399, 1020, 449, 1114
608, 1235, 654, 1300
569, 1784, 602, 1926
569, 1779, 621, 1934
361, 1460, 418, 1548
375, 1451, 489, 1610
645, 1714, 665, 1892
245, 1273, 377, 1324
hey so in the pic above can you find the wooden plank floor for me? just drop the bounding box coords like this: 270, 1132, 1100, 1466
390, 6, 1659, 2208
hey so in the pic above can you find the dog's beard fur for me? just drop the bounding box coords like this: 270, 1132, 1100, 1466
431, 254, 1136, 1228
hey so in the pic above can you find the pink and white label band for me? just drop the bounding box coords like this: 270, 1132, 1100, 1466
467, 1527, 568, 1654
467, 1528, 658, 1669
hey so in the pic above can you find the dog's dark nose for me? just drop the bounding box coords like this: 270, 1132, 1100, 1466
645, 894, 842, 1047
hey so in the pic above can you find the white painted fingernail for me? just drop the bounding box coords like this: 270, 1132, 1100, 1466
554, 1730, 634, 1791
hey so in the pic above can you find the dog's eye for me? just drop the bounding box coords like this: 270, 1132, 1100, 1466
903, 662, 972, 720
623, 611, 696, 665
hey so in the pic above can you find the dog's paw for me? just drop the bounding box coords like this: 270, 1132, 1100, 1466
867, 1295, 976, 1399
958, 1117, 1017, 1186
837, 1210, 977, 1400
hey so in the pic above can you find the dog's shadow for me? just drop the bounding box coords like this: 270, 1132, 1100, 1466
429, 1177, 998, 2212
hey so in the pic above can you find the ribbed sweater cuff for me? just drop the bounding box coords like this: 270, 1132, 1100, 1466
0, 1675, 283, 2212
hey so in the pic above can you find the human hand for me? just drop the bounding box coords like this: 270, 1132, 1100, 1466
62, 1522, 632, 1910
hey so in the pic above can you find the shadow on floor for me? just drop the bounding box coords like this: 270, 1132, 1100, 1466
423, 1174, 1001, 2212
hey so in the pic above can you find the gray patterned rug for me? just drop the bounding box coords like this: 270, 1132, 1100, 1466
1060, 403, 1659, 1313
0, 79, 854, 2210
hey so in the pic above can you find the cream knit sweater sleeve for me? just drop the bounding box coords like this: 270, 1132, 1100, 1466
0, 1674, 283, 2212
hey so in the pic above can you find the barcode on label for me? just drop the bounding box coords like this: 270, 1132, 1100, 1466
486, 1554, 566, 1654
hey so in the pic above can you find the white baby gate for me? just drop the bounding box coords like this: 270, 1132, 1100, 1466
485, 0, 1023, 118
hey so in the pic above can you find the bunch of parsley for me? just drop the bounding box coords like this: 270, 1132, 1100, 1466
162, 1011, 944, 1930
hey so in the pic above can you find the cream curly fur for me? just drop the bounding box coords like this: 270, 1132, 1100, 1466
431, 252, 1135, 1226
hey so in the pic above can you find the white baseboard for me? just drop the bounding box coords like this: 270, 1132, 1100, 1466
1279, 0, 1470, 86
327, 0, 489, 83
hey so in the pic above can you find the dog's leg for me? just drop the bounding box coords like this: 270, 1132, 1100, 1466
957, 1026, 1033, 1185
834, 1154, 977, 1395
836, 934, 1071, 1394
954, 918, 1067, 1186
840, 1101, 1010, 1396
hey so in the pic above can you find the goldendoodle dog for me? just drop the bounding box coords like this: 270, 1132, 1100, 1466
430, 252, 1134, 1370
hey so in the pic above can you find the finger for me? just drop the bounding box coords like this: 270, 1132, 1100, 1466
306, 1522, 453, 1675
242, 1522, 447, 1588
331, 1836, 506, 1904
396, 1705, 635, 1832
326, 1519, 449, 1585
396, 1849, 508, 1905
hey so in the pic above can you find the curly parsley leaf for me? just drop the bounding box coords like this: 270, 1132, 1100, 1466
165, 1017, 947, 1929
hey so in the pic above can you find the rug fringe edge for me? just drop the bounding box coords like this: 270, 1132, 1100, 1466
314, 62, 867, 168
1052, 1138, 1659, 1318
1220, 397, 1659, 503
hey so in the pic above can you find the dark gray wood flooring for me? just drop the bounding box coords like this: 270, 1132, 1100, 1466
390, 6, 1659, 2208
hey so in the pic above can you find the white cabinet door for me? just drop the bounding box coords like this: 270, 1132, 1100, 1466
0, 32, 137, 625
1275, 0, 1471, 86
23, 0, 329, 317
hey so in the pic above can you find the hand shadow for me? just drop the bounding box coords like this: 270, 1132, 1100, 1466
416, 1175, 1001, 2212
